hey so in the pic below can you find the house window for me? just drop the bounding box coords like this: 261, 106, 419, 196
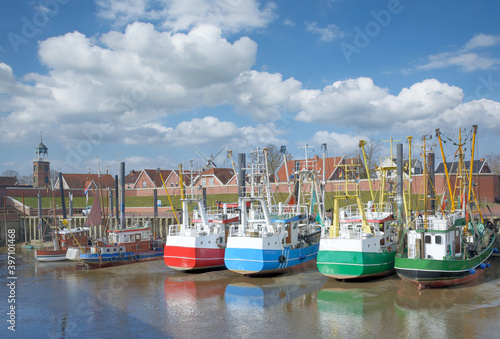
171, 182, 174, 187
424, 235, 431, 244
142, 180, 147, 188
45, 177, 48, 183
294, 161, 300, 172
201, 179, 205, 186
34, 165, 37, 171
34, 177, 37, 184
435, 235, 442, 244
45, 165, 48, 171
209, 178, 214, 186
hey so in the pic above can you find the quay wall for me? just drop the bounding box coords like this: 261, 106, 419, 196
1, 215, 177, 246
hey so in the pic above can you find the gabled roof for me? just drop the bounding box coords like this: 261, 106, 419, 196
201, 168, 235, 185
125, 170, 142, 186
58, 174, 115, 190
170, 170, 195, 187
435, 159, 490, 174
143, 169, 173, 187
276, 156, 346, 182
0, 176, 18, 186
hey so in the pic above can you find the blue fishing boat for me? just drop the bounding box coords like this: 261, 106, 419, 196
224, 147, 326, 276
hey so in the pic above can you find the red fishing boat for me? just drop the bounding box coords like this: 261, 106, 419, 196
35, 227, 90, 261
79, 224, 165, 268
164, 199, 239, 271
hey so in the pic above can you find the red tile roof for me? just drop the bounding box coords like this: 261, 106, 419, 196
60, 174, 115, 190
0, 176, 17, 186
201, 168, 235, 185
276, 156, 346, 181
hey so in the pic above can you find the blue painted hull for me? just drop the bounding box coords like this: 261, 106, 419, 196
224, 243, 319, 275
80, 249, 163, 268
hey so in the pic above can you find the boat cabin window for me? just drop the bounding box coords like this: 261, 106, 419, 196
435, 235, 442, 244
424, 235, 431, 244
379, 223, 384, 231
136, 234, 141, 240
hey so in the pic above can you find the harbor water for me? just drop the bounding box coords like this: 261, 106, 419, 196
2, 247, 500, 338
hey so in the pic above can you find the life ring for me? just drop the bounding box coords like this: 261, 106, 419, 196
119, 253, 125, 260
111, 256, 117, 262
73, 239, 78, 245
279, 255, 286, 264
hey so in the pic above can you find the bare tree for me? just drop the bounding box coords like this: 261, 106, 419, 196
358, 138, 381, 179
18, 175, 33, 185
484, 152, 500, 175
2, 170, 19, 177
264, 144, 292, 176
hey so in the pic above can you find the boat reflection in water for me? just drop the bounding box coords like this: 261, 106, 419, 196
163, 270, 237, 338
316, 277, 399, 337
164, 272, 233, 303
224, 271, 326, 308
393, 266, 500, 338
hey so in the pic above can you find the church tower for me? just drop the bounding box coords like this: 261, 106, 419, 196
33, 134, 50, 188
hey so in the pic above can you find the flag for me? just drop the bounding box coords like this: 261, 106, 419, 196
355, 176, 360, 183
83, 182, 92, 195
84, 182, 92, 204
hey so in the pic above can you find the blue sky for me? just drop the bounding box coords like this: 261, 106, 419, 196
1, 0, 500, 177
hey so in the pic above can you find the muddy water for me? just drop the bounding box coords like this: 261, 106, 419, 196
1, 248, 500, 338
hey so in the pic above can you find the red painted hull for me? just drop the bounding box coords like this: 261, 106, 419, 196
400, 268, 485, 290
35, 248, 68, 261
163, 245, 225, 271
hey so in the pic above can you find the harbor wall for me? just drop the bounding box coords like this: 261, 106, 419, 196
1, 215, 177, 246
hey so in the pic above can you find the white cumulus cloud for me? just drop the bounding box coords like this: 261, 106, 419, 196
418, 33, 500, 72
96, 0, 277, 33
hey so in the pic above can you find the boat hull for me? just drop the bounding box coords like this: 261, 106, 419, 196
164, 245, 225, 271
80, 249, 163, 268
317, 249, 396, 280
224, 243, 319, 275
395, 235, 496, 288
35, 249, 68, 262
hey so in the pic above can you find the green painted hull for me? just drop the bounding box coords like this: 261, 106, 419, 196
395, 234, 496, 288
317, 250, 396, 280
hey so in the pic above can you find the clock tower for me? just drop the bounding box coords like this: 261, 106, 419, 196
33, 134, 50, 188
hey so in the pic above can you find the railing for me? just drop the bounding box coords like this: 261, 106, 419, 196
228, 223, 282, 238
268, 204, 308, 220
414, 212, 461, 231
340, 202, 393, 220
321, 224, 367, 240
168, 223, 222, 237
